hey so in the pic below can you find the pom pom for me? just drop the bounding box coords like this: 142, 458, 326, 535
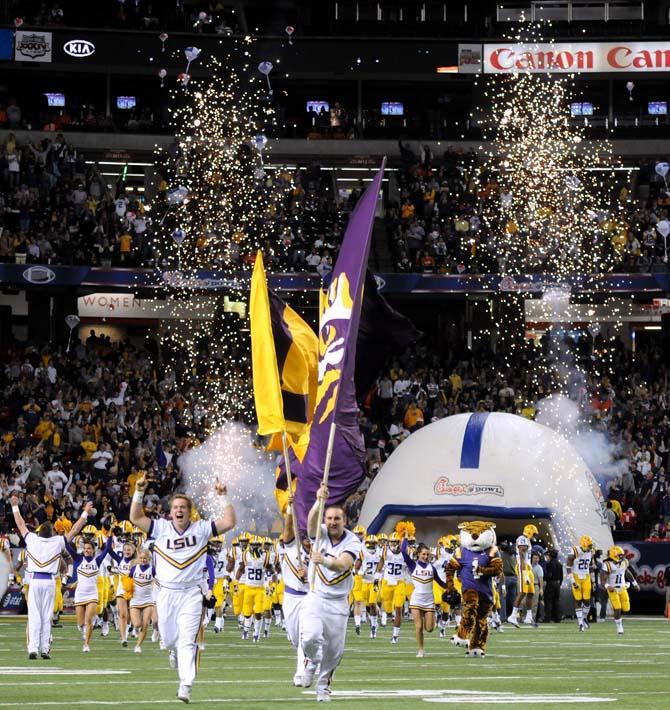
395, 520, 416, 538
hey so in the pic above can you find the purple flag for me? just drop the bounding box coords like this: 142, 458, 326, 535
293, 161, 386, 531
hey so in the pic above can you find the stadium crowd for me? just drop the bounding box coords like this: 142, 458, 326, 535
388, 144, 670, 274
0, 132, 345, 272
1, 319, 668, 546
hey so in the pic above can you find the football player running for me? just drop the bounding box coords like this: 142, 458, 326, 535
600, 546, 639, 634
566, 535, 595, 632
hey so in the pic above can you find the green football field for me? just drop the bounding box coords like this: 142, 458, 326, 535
0, 616, 668, 709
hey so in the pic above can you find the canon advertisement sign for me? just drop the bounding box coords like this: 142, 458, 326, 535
461, 42, 670, 73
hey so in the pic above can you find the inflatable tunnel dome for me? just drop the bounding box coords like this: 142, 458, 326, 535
359, 412, 613, 552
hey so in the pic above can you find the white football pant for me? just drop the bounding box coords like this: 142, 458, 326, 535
157, 587, 204, 687
283, 592, 306, 675
300, 592, 349, 692
27, 577, 55, 654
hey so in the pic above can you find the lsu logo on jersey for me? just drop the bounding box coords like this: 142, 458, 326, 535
166, 535, 197, 551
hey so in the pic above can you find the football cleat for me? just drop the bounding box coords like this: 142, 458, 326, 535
355, 625, 360, 636
40, 652, 51, 660
391, 636, 399, 644
439, 628, 445, 639
82, 645, 90, 653
416, 649, 425, 658
151, 629, 159, 642
252, 635, 259, 644
507, 618, 520, 628
134, 645, 142, 654
292, 673, 304, 687
316, 693, 331, 703
121, 640, 128, 647
28, 652, 37, 660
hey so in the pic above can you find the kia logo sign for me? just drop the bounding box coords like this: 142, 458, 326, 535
63, 39, 95, 58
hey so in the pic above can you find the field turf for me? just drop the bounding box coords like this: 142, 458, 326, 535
0, 616, 668, 709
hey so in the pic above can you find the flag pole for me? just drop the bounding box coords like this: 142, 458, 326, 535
310, 420, 338, 589
282, 430, 302, 561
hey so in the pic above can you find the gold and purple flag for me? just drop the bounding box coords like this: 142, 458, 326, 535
293, 161, 386, 529
250, 252, 318, 443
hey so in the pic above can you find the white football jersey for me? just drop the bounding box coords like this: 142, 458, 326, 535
571, 546, 593, 578
309, 525, 362, 599
382, 549, 406, 585
603, 559, 628, 590
279, 539, 309, 593
242, 549, 269, 588
24, 532, 66, 575
214, 549, 228, 579
148, 518, 216, 588
433, 548, 453, 583
359, 548, 382, 583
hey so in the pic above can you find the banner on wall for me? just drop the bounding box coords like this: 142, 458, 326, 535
480, 42, 670, 74
14, 30, 52, 62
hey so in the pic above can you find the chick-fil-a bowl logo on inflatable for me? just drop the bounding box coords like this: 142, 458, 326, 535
434, 476, 504, 497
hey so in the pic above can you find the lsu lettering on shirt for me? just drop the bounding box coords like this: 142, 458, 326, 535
309, 525, 362, 599
148, 518, 217, 588
24, 532, 66, 575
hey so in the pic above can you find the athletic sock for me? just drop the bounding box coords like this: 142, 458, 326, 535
244, 616, 252, 631
263, 618, 271, 632
615, 618, 623, 632
361, 610, 367, 623
370, 616, 378, 629
253, 618, 261, 637
215, 616, 224, 630
274, 609, 281, 624
392, 626, 400, 639
576, 608, 583, 623
381, 611, 388, 625
354, 614, 361, 627
524, 610, 533, 623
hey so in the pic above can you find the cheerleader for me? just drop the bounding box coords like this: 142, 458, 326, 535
128, 549, 156, 654
401, 536, 447, 658
109, 542, 136, 647
66, 536, 113, 652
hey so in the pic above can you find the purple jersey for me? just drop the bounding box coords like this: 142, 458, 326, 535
458, 547, 496, 600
